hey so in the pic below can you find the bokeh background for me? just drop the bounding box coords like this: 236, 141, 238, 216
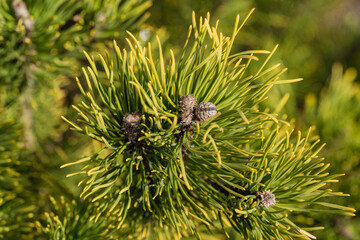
1, 0, 359, 239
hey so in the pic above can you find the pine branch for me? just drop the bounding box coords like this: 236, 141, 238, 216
0, 1, 154, 238
38, 196, 118, 239
61, 10, 355, 239
21, 61, 36, 150
11, 1, 36, 149
1, 0, 152, 148
0, 113, 35, 239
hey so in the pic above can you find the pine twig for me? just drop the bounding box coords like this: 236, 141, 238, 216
12, 0, 36, 149
12, 0, 33, 33
22, 65, 36, 149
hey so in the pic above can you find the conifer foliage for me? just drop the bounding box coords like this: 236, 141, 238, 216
0, 0, 152, 239
39, 196, 116, 240
0, 0, 151, 149
0, 0, 151, 90
0, 114, 34, 239
62, 10, 355, 239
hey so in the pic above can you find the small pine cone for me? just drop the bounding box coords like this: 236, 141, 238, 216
194, 102, 217, 122
179, 94, 196, 126
256, 190, 276, 208
122, 112, 141, 142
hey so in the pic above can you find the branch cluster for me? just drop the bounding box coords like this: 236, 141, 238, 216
61, 11, 355, 239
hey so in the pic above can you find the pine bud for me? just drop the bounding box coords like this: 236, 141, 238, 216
122, 112, 141, 142
256, 190, 275, 208
179, 94, 196, 126
194, 102, 217, 122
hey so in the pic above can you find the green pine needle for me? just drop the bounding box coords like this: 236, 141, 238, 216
62, 10, 355, 239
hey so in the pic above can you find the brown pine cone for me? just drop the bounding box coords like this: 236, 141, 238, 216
122, 112, 141, 142
179, 94, 196, 126
194, 101, 217, 122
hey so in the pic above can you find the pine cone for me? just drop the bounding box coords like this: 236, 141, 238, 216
194, 101, 217, 122
122, 112, 141, 142
179, 94, 196, 126
256, 190, 276, 208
